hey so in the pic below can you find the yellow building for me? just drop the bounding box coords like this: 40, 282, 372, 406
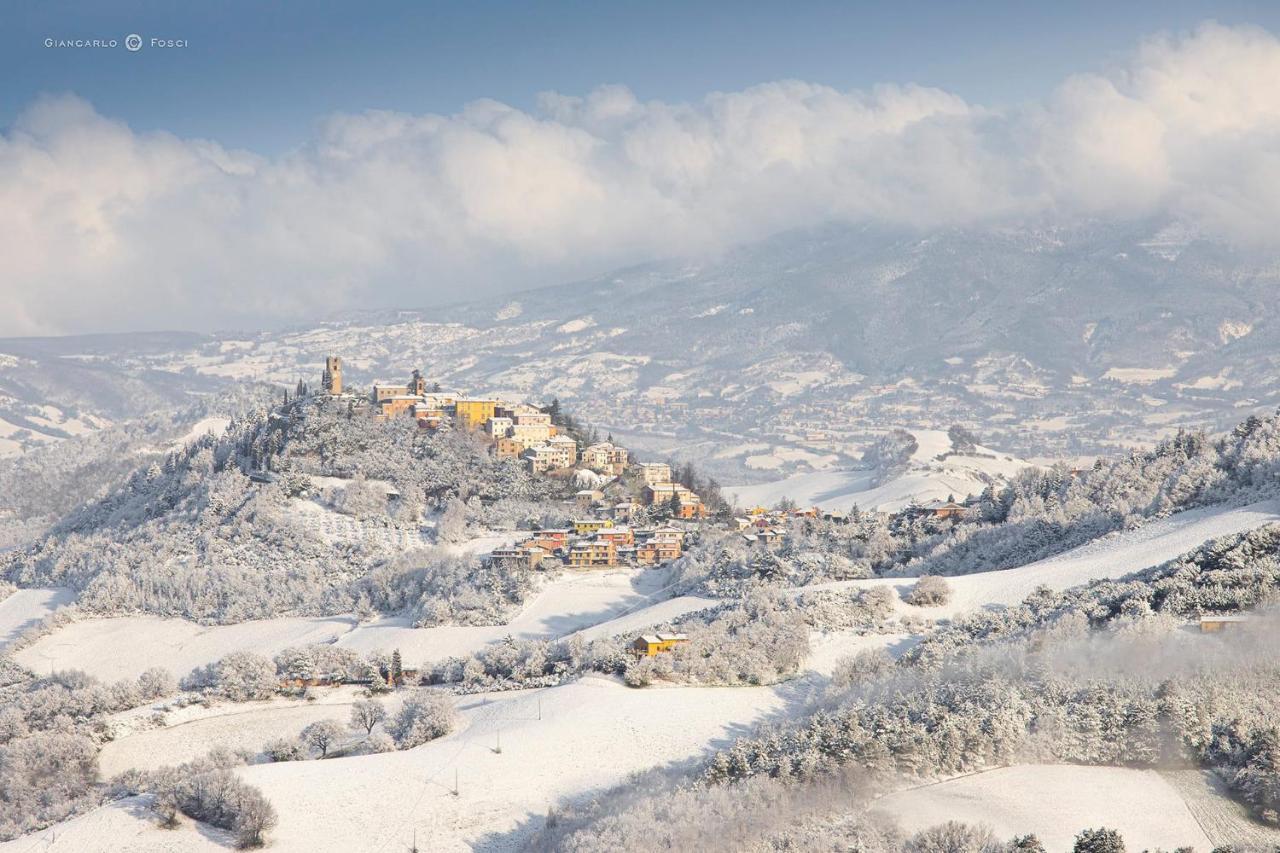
632, 632, 688, 656
455, 398, 500, 430
573, 518, 615, 535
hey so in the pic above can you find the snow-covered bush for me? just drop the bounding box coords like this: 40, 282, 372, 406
905, 576, 951, 607
389, 690, 457, 748
261, 737, 306, 762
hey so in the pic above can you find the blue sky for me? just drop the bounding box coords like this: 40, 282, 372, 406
5, 0, 1280, 152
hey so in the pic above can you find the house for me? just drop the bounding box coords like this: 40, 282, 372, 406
919, 498, 966, 520
574, 489, 606, 508
636, 462, 672, 486
596, 526, 634, 546
568, 539, 617, 568
573, 518, 614, 535
675, 495, 706, 519
524, 529, 571, 553
632, 632, 689, 656
581, 442, 629, 475
487, 545, 548, 571
511, 412, 553, 444
546, 434, 578, 464
642, 482, 694, 506
524, 443, 574, 473
495, 437, 527, 459
455, 398, 500, 430
1199, 614, 1249, 632
486, 416, 514, 438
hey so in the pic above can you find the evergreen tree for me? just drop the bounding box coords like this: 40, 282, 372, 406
1073, 827, 1125, 853
391, 649, 403, 686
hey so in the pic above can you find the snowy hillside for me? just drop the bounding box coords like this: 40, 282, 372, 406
724, 428, 1031, 511
6, 221, 1277, 475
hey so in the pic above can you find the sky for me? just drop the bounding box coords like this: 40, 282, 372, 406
4, 2, 1280, 336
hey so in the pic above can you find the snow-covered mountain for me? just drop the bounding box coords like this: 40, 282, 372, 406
6, 220, 1279, 478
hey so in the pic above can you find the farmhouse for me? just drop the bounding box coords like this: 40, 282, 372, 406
1199, 614, 1249, 632
632, 632, 689, 656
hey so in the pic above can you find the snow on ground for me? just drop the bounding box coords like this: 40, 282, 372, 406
1161, 769, 1280, 849
0, 586, 74, 648
0, 795, 232, 852
804, 498, 1280, 620
874, 765, 1212, 851
725, 429, 1029, 512
14, 616, 354, 683
23, 676, 800, 853
97, 687, 407, 778
168, 416, 230, 449
804, 631, 918, 677
338, 568, 677, 667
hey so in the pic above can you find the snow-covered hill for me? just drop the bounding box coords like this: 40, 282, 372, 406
724, 428, 1031, 511
7, 221, 1277, 475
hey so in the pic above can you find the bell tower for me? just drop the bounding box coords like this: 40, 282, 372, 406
323, 356, 343, 395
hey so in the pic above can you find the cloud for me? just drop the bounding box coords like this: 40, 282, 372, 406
3, 22, 1280, 336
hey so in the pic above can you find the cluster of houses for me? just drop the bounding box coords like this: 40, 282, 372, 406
488, 518, 688, 571
319, 356, 712, 564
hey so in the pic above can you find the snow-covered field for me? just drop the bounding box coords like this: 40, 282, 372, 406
804, 498, 1280, 620
97, 687, 407, 778
13, 676, 798, 853
874, 765, 1212, 851
13, 497, 1279, 851
0, 586, 74, 648
725, 429, 1030, 511
338, 568, 678, 666
14, 615, 354, 682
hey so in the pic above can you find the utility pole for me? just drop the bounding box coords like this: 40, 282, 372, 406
494, 728, 502, 754
452, 768, 459, 797
537, 696, 542, 721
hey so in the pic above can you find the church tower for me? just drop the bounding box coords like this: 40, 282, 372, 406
323, 356, 343, 395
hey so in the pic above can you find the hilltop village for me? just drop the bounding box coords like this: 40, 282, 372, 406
313, 356, 715, 572
302, 358, 992, 580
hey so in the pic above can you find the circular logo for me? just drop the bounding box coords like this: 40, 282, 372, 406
124, 33, 143, 51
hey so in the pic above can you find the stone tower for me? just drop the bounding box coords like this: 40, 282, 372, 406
322, 356, 343, 395
410, 368, 427, 396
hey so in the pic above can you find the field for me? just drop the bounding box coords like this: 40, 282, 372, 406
12, 498, 1280, 851
13, 615, 354, 682
873, 764, 1212, 851
0, 586, 73, 648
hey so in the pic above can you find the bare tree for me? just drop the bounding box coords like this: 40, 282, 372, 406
300, 720, 345, 758
349, 699, 387, 736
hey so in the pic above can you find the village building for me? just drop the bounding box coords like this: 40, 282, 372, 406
524, 442, 574, 473
636, 462, 672, 486
632, 632, 689, 657
495, 437, 527, 459
486, 416, 514, 438
573, 518, 614, 535
322, 356, 343, 395
455, 398, 501, 430
595, 526, 634, 546
1199, 614, 1249, 632
487, 545, 549, 571
581, 441, 629, 475
568, 539, 618, 568
546, 434, 578, 463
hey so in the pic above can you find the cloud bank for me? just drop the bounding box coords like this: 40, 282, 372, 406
3, 22, 1280, 336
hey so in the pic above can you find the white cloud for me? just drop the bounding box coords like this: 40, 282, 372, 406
3, 22, 1280, 336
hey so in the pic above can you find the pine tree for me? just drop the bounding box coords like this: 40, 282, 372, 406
391, 649, 403, 686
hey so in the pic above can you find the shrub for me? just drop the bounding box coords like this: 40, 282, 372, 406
906, 575, 952, 607
389, 690, 457, 748
262, 737, 306, 763
1073, 828, 1125, 853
